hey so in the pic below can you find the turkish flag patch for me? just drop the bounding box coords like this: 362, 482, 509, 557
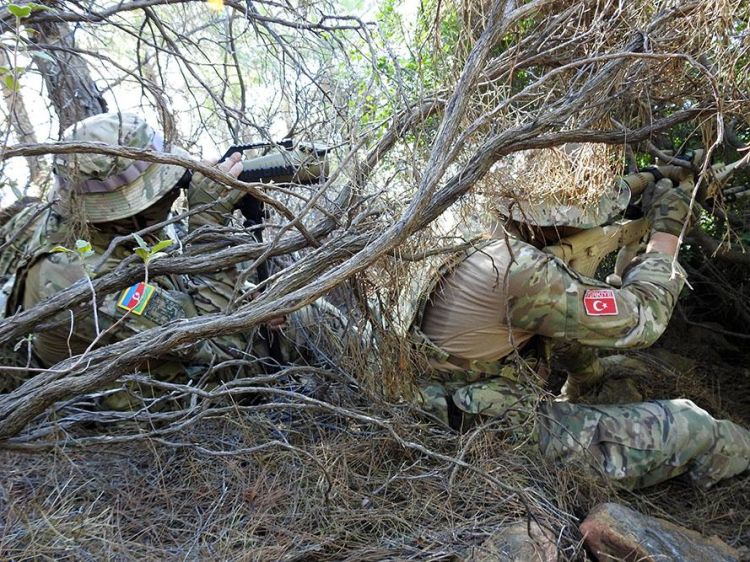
583, 289, 618, 316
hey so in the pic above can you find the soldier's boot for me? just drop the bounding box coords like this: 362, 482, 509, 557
416, 382, 452, 426
561, 355, 647, 404
415, 381, 475, 431
559, 362, 605, 402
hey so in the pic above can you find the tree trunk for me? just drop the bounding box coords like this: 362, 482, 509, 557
29, 18, 107, 133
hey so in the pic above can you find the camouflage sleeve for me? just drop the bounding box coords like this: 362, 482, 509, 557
507, 244, 685, 348
186, 171, 244, 230
182, 170, 257, 355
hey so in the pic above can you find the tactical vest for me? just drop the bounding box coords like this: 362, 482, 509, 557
0, 203, 57, 319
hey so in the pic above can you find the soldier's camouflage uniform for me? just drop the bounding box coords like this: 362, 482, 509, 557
408, 169, 750, 490
0, 113, 332, 407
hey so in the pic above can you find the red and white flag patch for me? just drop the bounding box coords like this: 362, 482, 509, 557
583, 289, 618, 316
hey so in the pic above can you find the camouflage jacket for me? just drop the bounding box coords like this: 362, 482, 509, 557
1, 173, 258, 374
413, 234, 686, 374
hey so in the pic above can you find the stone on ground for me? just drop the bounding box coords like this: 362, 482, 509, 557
580, 502, 741, 562
469, 520, 558, 561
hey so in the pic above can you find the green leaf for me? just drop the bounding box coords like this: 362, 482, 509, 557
151, 239, 173, 253
3, 74, 18, 92
26, 2, 51, 11
134, 248, 150, 262
51, 245, 71, 253
8, 4, 32, 18
132, 233, 149, 250
75, 239, 92, 254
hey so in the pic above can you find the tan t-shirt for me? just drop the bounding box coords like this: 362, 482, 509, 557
421, 239, 534, 367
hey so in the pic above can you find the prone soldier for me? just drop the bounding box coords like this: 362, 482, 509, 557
0, 112, 338, 408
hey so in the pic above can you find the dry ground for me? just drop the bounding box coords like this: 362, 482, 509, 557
0, 319, 748, 561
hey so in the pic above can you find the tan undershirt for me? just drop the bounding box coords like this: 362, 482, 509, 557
420, 239, 534, 369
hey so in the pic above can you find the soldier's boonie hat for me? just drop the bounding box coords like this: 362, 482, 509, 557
54, 112, 190, 223
495, 180, 631, 229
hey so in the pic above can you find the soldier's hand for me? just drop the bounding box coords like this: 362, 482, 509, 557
217, 151, 243, 178
188, 152, 245, 211
644, 178, 693, 236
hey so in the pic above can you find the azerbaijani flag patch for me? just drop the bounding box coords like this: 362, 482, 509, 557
117, 281, 156, 316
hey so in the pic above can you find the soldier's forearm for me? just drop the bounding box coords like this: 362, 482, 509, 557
646, 232, 680, 256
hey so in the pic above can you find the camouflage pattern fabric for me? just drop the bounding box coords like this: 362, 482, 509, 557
53, 112, 190, 224
417, 375, 539, 435
410, 169, 749, 489
4, 188, 344, 409
539, 399, 750, 489
503, 242, 685, 349
417, 362, 750, 489
0, 202, 55, 318
419, 236, 685, 365
550, 341, 605, 400
645, 178, 694, 237
1, 164, 268, 407
21, 172, 249, 370
186, 170, 245, 228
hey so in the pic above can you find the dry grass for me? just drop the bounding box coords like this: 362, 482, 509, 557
0, 401, 603, 561
1, 2, 749, 558
482, 143, 626, 209
1, 325, 748, 562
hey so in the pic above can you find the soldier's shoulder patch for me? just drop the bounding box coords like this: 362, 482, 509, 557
583, 289, 618, 316
117, 282, 186, 325
117, 281, 156, 315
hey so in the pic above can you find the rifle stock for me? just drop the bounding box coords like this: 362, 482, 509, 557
543, 218, 650, 278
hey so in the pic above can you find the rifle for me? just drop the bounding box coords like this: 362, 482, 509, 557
220, 140, 330, 238
543, 155, 747, 284
219, 140, 330, 365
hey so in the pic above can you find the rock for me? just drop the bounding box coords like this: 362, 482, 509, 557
469, 520, 558, 562
580, 502, 741, 562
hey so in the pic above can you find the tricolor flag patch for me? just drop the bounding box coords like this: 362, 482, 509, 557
583, 289, 618, 316
117, 281, 156, 316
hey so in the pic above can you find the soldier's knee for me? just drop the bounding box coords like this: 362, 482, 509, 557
660, 398, 716, 428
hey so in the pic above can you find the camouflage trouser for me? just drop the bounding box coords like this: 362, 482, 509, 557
540, 399, 750, 489
418, 377, 750, 489
419, 376, 539, 434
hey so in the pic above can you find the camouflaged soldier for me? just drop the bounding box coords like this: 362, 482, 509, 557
409, 163, 750, 490
0, 112, 318, 407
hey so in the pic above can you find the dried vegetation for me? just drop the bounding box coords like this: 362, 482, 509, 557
1, 0, 749, 559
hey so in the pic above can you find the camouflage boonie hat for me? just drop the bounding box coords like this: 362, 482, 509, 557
495, 180, 631, 229
54, 112, 190, 223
